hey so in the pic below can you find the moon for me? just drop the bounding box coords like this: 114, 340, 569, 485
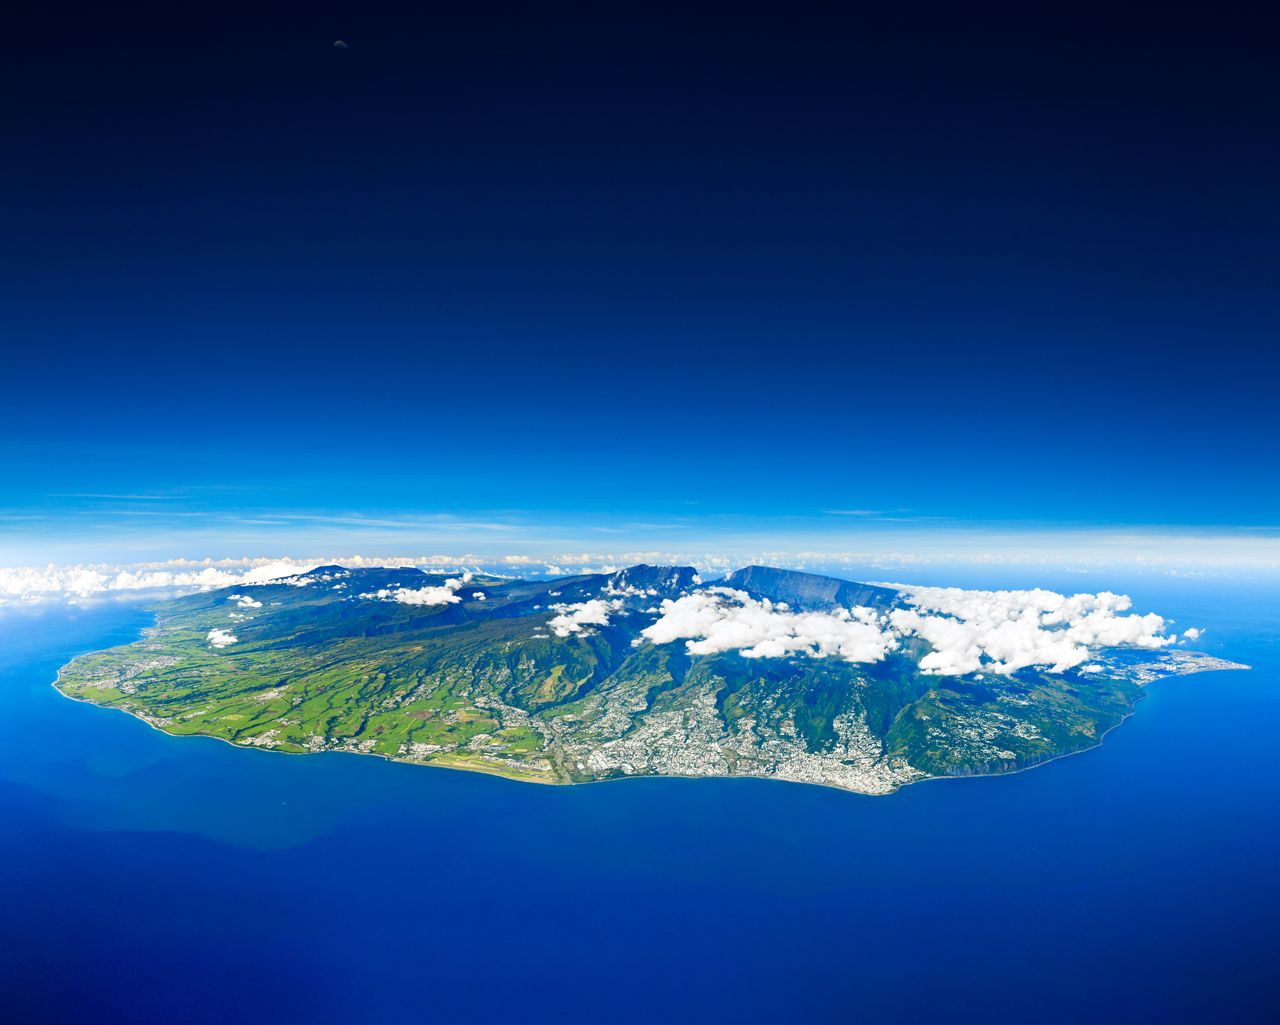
332, 40, 348, 49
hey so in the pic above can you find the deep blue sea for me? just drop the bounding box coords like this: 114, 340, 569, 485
2, 578, 1278, 1024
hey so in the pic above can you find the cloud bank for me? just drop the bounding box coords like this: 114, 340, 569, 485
0, 559, 319, 605
360, 572, 474, 607
3, 533, 1276, 610
0, 556, 1197, 678
641, 589, 896, 662
640, 584, 1183, 676
884, 584, 1176, 675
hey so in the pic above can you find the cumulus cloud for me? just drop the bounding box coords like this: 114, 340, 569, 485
548, 598, 622, 637
389, 583, 463, 606
0, 565, 238, 602
639, 583, 1189, 677
240, 561, 319, 584
0, 558, 323, 606
360, 572, 474, 607
885, 585, 1178, 675
641, 588, 897, 663
206, 629, 238, 648
0, 555, 1203, 683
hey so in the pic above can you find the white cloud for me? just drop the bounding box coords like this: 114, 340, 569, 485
639, 583, 1189, 677
0, 555, 1205, 683
389, 584, 462, 606
548, 598, 622, 637
240, 561, 320, 584
360, 572, 474, 607
207, 629, 238, 648
471, 591, 486, 600
0, 558, 323, 605
227, 594, 263, 609
641, 588, 897, 663
885, 584, 1179, 675
0, 565, 238, 602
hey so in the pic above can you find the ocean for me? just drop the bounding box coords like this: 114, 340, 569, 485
2, 578, 1277, 1023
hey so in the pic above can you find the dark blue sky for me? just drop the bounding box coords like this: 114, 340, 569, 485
3, 3, 1278, 560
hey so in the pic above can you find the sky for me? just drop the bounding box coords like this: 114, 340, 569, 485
2, 3, 1278, 570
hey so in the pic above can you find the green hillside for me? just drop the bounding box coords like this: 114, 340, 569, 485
54, 564, 1243, 794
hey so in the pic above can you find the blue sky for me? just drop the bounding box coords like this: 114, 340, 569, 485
2, 4, 1277, 570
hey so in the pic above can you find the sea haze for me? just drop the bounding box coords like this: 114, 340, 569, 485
1, 580, 1277, 1024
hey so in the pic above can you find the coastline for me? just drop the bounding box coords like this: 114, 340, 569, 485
50, 662, 1250, 799
48, 613, 1251, 799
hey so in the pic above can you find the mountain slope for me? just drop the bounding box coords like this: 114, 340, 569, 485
53, 563, 1245, 794
719, 565, 899, 611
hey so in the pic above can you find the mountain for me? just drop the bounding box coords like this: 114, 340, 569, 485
53, 563, 1243, 795
719, 565, 899, 611
609, 563, 699, 594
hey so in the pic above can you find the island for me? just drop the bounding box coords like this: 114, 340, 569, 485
54, 564, 1247, 795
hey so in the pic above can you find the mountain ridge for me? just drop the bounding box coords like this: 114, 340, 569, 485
718, 565, 900, 611
52, 562, 1245, 795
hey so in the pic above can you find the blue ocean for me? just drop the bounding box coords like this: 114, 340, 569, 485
2, 578, 1277, 1024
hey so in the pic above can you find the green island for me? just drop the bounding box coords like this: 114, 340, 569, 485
54, 564, 1247, 795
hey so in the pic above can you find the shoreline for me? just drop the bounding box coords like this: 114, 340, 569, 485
50, 659, 1251, 799
48, 612, 1251, 800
